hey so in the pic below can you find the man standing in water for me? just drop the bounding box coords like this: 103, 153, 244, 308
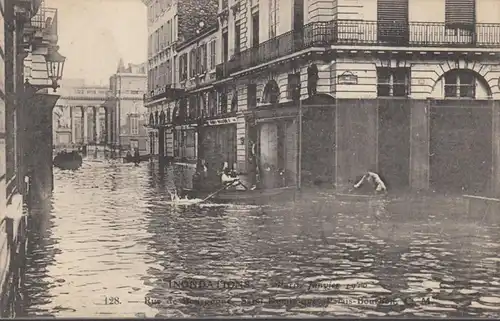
133, 148, 140, 165
352, 171, 387, 194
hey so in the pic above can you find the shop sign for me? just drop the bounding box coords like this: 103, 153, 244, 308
337, 71, 358, 85
175, 124, 197, 130
206, 117, 237, 126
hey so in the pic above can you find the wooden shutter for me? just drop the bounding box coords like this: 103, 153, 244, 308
377, 0, 409, 44
445, 0, 475, 28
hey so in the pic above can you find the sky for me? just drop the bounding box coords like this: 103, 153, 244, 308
45, 0, 147, 86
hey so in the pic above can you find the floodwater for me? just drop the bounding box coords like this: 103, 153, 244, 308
18, 158, 500, 318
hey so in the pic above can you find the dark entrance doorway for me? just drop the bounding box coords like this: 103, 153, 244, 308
430, 103, 492, 194
377, 99, 411, 190
301, 94, 336, 186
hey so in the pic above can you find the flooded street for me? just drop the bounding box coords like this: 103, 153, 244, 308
19, 159, 500, 318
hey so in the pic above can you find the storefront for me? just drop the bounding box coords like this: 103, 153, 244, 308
201, 117, 237, 174
250, 94, 336, 189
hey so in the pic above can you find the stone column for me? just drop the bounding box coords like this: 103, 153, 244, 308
95, 107, 101, 143
81, 106, 88, 144
70, 106, 75, 144
104, 108, 109, 145
409, 99, 430, 191
92, 106, 97, 143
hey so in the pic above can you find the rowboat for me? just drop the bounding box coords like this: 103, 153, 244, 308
123, 154, 150, 163
182, 186, 297, 205
53, 151, 83, 170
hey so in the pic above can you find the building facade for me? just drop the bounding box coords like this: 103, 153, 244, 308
0, 0, 63, 315
212, 0, 500, 195
109, 60, 148, 152
143, 0, 220, 187
53, 79, 109, 148
144, 0, 500, 196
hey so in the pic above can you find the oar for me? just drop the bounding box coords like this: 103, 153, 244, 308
201, 184, 229, 202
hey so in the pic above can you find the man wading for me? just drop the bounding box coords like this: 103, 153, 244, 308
351, 171, 387, 194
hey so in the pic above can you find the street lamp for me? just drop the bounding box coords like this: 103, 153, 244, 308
24, 45, 66, 94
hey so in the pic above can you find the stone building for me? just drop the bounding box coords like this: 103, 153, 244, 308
144, 0, 500, 196
0, 0, 64, 314
142, 0, 219, 170
52, 79, 109, 147
108, 60, 148, 152
211, 0, 500, 195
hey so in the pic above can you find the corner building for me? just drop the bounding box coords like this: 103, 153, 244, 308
214, 0, 500, 195
143, 0, 224, 189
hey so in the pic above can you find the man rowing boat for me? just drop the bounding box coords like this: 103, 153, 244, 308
221, 167, 247, 190
352, 171, 387, 194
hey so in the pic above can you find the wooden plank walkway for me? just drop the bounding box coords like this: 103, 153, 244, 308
463, 194, 500, 222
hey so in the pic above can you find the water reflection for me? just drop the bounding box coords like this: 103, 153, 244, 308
20, 158, 500, 318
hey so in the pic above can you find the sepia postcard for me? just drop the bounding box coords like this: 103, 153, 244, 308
0, 0, 499, 318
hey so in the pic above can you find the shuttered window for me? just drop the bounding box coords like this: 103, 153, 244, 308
377, 0, 409, 44
445, 0, 475, 29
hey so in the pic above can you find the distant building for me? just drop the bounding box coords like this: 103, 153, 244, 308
53, 79, 109, 147
108, 60, 148, 152
53, 61, 148, 153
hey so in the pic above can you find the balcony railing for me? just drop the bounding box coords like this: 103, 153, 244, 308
144, 85, 185, 103
227, 20, 500, 74
31, 6, 58, 35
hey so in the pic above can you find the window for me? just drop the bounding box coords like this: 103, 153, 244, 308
188, 95, 197, 119
445, 0, 475, 31
166, 59, 172, 84
222, 31, 229, 62
231, 88, 238, 112
179, 53, 187, 81
189, 49, 196, 78
234, 23, 241, 54
269, 0, 279, 38
196, 45, 205, 75
130, 115, 139, 135
219, 89, 228, 114
200, 43, 207, 73
209, 40, 216, 70
287, 73, 301, 100
377, 67, 410, 97
444, 70, 476, 98
377, 0, 409, 44
166, 20, 171, 45
160, 26, 165, 48
148, 35, 153, 57
208, 90, 217, 116
247, 84, 257, 109
252, 12, 259, 48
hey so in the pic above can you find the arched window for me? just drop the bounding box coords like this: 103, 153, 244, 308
262, 80, 280, 104
444, 69, 476, 98
159, 110, 166, 124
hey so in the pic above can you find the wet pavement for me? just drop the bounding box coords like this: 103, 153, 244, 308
18, 158, 500, 318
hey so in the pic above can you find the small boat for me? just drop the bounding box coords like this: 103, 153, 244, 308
182, 186, 297, 205
123, 154, 150, 163
53, 151, 83, 170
